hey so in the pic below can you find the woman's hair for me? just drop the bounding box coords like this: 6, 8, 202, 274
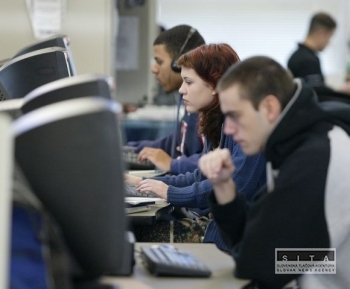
177, 43, 240, 148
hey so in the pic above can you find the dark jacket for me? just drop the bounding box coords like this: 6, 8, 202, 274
210, 79, 350, 289
287, 43, 324, 87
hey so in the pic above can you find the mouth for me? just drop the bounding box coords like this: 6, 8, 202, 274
183, 99, 189, 105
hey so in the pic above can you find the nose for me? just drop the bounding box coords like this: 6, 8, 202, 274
178, 81, 186, 94
224, 118, 237, 137
151, 63, 158, 74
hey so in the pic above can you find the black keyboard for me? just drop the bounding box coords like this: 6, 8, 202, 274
140, 244, 212, 277
123, 148, 155, 170
125, 183, 159, 198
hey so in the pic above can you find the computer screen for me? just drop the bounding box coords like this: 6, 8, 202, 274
21, 74, 114, 114
0, 47, 70, 100
13, 34, 77, 76
13, 96, 129, 278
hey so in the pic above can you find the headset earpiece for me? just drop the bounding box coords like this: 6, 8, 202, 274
170, 27, 197, 73
171, 59, 182, 73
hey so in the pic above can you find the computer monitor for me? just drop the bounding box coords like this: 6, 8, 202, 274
13, 34, 77, 76
21, 74, 114, 114
0, 114, 13, 289
13, 96, 130, 279
0, 58, 11, 68
0, 47, 71, 100
0, 99, 23, 119
0, 74, 115, 120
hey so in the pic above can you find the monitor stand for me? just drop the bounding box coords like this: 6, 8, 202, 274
73, 280, 120, 289
73, 231, 135, 289
117, 231, 135, 276
74, 281, 120, 289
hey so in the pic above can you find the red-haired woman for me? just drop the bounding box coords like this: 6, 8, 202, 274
126, 44, 266, 250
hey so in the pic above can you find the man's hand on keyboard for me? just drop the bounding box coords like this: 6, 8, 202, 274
138, 147, 171, 172
124, 174, 142, 185
136, 179, 169, 200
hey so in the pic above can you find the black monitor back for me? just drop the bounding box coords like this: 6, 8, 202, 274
314, 86, 350, 105
13, 34, 76, 76
22, 74, 114, 114
0, 47, 70, 101
13, 96, 126, 277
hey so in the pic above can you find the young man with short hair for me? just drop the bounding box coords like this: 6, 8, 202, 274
127, 25, 205, 174
200, 56, 350, 289
288, 12, 336, 88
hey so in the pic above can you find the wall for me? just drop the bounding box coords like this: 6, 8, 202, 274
157, 0, 349, 89
2, 1, 349, 103
0, 0, 116, 79
63, 0, 116, 77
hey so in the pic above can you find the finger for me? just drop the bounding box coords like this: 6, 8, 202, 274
137, 151, 147, 161
136, 179, 152, 189
220, 149, 234, 170
208, 158, 222, 176
202, 155, 223, 178
137, 184, 150, 191
199, 155, 212, 177
138, 184, 154, 193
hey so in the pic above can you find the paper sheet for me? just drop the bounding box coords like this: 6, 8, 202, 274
125, 197, 168, 205
26, 0, 66, 39
116, 16, 139, 71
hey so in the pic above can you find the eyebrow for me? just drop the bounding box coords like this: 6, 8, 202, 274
223, 111, 239, 118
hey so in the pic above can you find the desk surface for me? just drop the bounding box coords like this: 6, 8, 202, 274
101, 243, 250, 289
127, 204, 168, 225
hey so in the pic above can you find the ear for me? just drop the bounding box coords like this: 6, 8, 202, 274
259, 94, 281, 123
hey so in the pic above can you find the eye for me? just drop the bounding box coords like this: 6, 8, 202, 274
225, 113, 239, 122
155, 58, 163, 65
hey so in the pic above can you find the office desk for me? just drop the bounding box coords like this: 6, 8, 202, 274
127, 204, 170, 225
101, 243, 250, 289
